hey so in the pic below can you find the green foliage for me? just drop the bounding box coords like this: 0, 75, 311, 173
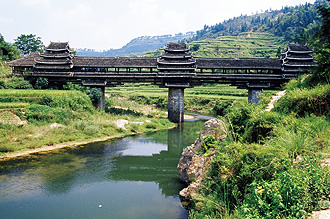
2, 77, 33, 89
189, 32, 285, 58
25, 104, 71, 125
200, 135, 219, 153
212, 100, 233, 116
0, 102, 29, 109
63, 82, 89, 94
317, 0, 330, 45
314, 47, 330, 83
0, 90, 94, 112
189, 2, 319, 44
14, 34, 44, 55
0, 61, 13, 79
274, 84, 330, 117
190, 78, 329, 218
242, 157, 329, 218
34, 77, 49, 89
0, 34, 20, 61
89, 88, 102, 105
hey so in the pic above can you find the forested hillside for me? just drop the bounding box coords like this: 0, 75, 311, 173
188, 1, 321, 44
145, 1, 326, 58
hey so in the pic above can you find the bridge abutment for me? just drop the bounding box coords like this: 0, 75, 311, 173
168, 88, 185, 123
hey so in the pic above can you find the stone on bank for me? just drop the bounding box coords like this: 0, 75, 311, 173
177, 118, 227, 202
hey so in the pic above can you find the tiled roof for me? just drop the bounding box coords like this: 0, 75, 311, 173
196, 58, 282, 69
6, 52, 39, 67
45, 42, 72, 51
73, 57, 158, 67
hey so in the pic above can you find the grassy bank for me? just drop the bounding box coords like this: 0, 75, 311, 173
0, 89, 173, 158
107, 84, 276, 116
187, 80, 330, 218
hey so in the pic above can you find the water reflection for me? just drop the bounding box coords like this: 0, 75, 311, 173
0, 120, 206, 219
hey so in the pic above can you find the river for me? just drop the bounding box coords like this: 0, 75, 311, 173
0, 117, 209, 219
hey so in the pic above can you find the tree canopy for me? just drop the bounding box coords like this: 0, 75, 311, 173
0, 34, 20, 61
14, 34, 44, 55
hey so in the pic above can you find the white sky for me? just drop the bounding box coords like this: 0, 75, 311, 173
0, 0, 315, 50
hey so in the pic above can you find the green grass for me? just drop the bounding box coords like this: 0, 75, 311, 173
145, 32, 285, 58
0, 102, 30, 109
107, 84, 251, 115
187, 83, 330, 219
0, 88, 174, 156
0, 61, 12, 79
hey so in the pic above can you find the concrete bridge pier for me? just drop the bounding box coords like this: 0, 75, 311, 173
247, 83, 270, 104
248, 89, 263, 104
168, 88, 185, 123
91, 87, 105, 110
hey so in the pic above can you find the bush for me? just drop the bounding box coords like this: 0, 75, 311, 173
89, 88, 102, 105
4, 77, 33, 89
26, 104, 72, 125
34, 77, 48, 89
274, 84, 330, 117
63, 82, 89, 94
212, 100, 233, 116
241, 156, 329, 218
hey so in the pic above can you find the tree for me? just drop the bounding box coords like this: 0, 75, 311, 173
314, 0, 330, 83
0, 34, 20, 61
317, 0, 330, 44
14, 34, 44, 55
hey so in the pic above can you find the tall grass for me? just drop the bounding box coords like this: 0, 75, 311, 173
189, 86, 330, 218
274, 84, 329, 117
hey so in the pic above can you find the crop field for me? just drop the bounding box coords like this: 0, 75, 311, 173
106, 84, 278, 115
145, 32, 285, 59
109, 84, 247, 97
190, 32, 285, 58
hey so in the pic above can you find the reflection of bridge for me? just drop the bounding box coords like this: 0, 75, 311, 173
7, 42, 316, 123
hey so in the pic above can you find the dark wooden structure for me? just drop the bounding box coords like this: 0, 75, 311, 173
281, 43, 317, 73
7, 42, 316, 123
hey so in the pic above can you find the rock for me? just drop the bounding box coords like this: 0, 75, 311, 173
114, 119, 129, 130
177, 118, 227, 200
49, 123, 64, 128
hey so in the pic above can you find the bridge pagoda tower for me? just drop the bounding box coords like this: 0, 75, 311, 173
157, 43, 196, 123
281, 43, 317, 73
34, 42, 74, 71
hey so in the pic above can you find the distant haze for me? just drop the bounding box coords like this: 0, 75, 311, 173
0, 0, 315, 50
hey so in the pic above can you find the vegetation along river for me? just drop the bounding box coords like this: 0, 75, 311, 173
0, 115, 212, 219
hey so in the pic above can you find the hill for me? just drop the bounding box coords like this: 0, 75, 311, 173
188, 1, 321, 44
76, 32, 195, 57
146, 1, 323, 58
145, 32, 285, 58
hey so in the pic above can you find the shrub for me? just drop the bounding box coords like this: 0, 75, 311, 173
241, 156, 329, 218
212, 100, 233, 116
63, 82, 89, 94
89, 88, 102, 105
26, 104, 72, 125
274, 84, 330, 117
34, 77, 48, 89
5, 77, 33, 89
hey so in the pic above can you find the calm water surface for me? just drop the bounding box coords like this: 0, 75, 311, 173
0, 119, 207, 219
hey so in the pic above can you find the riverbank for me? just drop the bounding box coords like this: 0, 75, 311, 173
0, 89, 178, 159
0, 110, 204, 160
181, 82, 329, 218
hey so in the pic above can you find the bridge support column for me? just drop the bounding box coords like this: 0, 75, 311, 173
92, 87, 105, 110
248, 89, 263, 104
168, 88, 184, 123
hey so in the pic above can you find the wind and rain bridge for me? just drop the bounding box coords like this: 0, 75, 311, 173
7, 42, 316, 123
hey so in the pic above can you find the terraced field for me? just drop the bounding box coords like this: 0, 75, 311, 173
145, 32, 285, 59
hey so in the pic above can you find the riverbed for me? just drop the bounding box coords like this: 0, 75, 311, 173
0, 118, 208, 219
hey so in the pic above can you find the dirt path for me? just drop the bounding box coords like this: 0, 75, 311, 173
265, 90, 286, 112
